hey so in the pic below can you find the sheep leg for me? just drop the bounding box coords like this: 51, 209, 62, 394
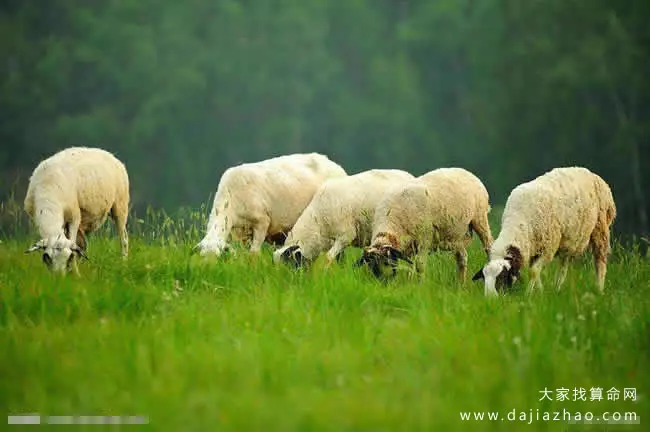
471, 215, 494, 256
555, 255, 570, 291
590, 223, 610, 293
526, 259, 545, 295
65, 211, 81, 245
110, 201, 129, 258
326, 235, 353, 265
66, 211, 82, 275
455, 248, 468, 283
249, 216, 271, 253
67, 228, 87, 277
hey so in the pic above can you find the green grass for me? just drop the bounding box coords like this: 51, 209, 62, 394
1, 214, 649, 431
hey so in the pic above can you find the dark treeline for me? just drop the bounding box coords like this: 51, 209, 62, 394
1, 0, 649, 239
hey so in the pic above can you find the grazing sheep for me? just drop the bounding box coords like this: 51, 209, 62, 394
273, 169, 415, 268
193, 153, 347, 257
24, 147, 130, 274
355, 168, 493, 281
472, 167, 616, 296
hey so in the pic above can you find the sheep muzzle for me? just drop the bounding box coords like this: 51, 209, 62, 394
355, 246, 412, 279
279, 245, 305, 269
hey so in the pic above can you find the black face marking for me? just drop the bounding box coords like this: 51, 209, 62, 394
504, 245, 523, 275
42, 253, 52, 267
367, 257, 385, 279
293, 250, 305, 269
280, 245, 305, 269
354, 250, 384, 277
495, 265, 518, 292
355, 247, 412, 281
280, 245, 299, 259
385, 247, 413, 265
472, 260, 519, 291
386, 247, 400, 263
503, 257, 520, 280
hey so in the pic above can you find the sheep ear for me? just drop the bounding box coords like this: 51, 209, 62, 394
25, 240, 47, 254
72, 245, 90, 261
472, 268, 485, 281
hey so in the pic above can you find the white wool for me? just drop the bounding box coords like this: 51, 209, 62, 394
362, 167, 493, 281
273, 169, 415, 265
24, 147, 130, 273
476, 167, 616, 296
195, 153, 347, 256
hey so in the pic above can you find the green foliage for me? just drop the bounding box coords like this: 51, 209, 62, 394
1, 224, 648, 430
1, 0, 649, 238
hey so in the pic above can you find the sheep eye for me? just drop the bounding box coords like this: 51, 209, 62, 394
42, 254, 52, 266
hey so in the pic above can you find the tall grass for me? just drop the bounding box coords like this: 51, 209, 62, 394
0, 199, 648, 431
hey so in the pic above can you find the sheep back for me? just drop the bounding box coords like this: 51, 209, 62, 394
24, 147, 129, 236
494, 166, 616, 263
210, 153, 347, 237
286, 169, 414, 258
372, 167, 489, 253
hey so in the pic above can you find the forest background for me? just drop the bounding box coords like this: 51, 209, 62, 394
1, 0, 648, 242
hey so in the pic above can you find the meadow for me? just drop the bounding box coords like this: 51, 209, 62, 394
0, 203, 648, 431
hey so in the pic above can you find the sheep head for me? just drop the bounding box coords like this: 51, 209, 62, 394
274, 245, 306, 269
192, 236, 230, 257
472, 246, 522, 296
25, 234, 88, 273
354, 245, 413, 280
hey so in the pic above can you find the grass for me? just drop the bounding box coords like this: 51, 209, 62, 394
0, 205, 649, 431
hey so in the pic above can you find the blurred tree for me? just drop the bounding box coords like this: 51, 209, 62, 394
0, 0, 648, 239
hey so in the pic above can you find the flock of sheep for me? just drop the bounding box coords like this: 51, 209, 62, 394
22, 147, 616, 297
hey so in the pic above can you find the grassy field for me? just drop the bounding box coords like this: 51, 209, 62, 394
0, 208, 649, 431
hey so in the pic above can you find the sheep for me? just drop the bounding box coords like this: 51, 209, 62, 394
24, 146, 130, 274
193, 153, 347, 257
273, 169, 415, 268
355, 167, 493, 281
472, 166, 616, 297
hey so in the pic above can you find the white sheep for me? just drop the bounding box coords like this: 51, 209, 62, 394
193, 153, 347, 257
472, 166, 616, 296
273, 169, 415, 267
24, 146, 130, 274
356, 167, 494, 281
